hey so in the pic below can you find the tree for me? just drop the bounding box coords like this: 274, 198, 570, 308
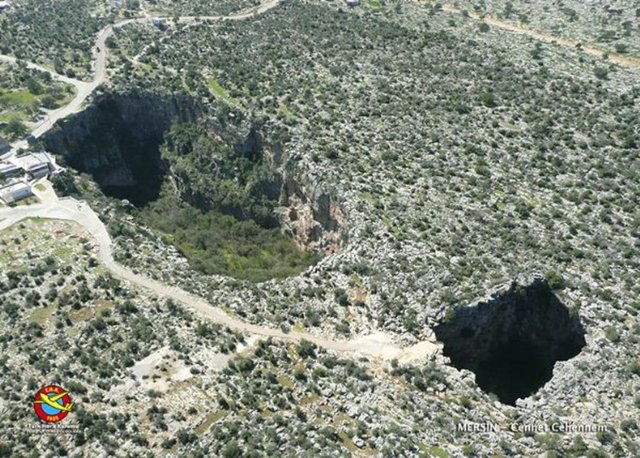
296, 339, 316, 359
479, 91, 497, 108
222, 441, 242, 458
545, 270, 565, 290
614, 43, 628, 54
593, 67, 608, 80
5, 119, 28, 137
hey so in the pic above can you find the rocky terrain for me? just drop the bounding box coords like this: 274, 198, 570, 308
0, 0, 114, 79
142, 0, 260, 16
466, 0, 640, 58
1, 0, 639, 456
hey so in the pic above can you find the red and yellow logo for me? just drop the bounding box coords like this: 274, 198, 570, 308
33, 385, 74, 423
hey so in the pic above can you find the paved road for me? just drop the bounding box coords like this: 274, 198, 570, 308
0, 0, 442, 362
0, 0, 281, 160
0, 0, 440, 363
5, 0, 636, 160
0, 200, 440, 362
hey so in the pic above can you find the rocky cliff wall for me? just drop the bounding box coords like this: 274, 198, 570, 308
43, 91, 345, 253
43, 90, 200, 206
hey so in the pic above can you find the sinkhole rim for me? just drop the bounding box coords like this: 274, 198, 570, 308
434, 278, 587, 406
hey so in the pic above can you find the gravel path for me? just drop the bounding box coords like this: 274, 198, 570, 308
0, 0, 441, 363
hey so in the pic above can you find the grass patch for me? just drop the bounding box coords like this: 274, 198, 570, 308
207, 77, 238, 105
29, 304, 56, 325
428, 446, 450, 458
299, 394, 320, 406
337, 431, 359, 453
0, 111, 27, 123
208, 78, 230, 98
0, 66, 76, 139
277, 102, 295, 120
277, 374, 295, 389
69, 299, 114, 322
0, 89, 37, 106
137, 194, 320, 283
66, 327, 81, 338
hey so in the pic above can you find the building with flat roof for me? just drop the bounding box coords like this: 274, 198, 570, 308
0, 1, 11, 11
0, 161, 21, 179
0, 182, 32, 204
12, 152, 57, 179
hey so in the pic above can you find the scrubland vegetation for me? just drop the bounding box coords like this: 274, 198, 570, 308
143, 0, 259, 16
0, 0, 113, 79
2, 0, 639, 456
467, 0, 640, 57
0, 62, 75, 139
137, 192, 320, 282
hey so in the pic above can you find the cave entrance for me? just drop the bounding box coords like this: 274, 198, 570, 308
434, 278, 586, 405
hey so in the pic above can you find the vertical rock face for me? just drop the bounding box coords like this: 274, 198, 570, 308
42, 90, 345, 254
43, 91, 199, 206
280, 164, 345, 253
434, 278, 586, 405
234, 123, 263, 162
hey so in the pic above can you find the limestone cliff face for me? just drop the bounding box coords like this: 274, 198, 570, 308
43, 90, 345, 253
279, 162, 345, 253
43, 91, 200, 205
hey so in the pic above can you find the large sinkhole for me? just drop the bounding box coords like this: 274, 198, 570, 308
434, 278, 586, 405
41, 91, 342, 281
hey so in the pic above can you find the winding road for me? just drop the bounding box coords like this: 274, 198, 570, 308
3, 0, 638, 160
0, 198, 441, 362
1, 0, 281, 159
2, 0, 638, 364
0, 0, 440, 364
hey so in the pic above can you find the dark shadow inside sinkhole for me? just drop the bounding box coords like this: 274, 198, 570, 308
434, 279, 586, 405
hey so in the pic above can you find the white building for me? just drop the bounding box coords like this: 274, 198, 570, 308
346, 0, 359, 6
12, 152, 57, 179
0, 1, 10, 11
0, 182, 32, 204
0, 161, 21, 179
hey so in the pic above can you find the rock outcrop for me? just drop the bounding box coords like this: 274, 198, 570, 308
280, 163, 345, 253
43, 90, 345, 256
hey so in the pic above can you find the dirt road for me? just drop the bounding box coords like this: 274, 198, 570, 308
0, 199, 441, 362
439, 3, 640, 70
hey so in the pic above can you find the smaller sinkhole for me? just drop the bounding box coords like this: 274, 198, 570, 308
434, 278, 586, 405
